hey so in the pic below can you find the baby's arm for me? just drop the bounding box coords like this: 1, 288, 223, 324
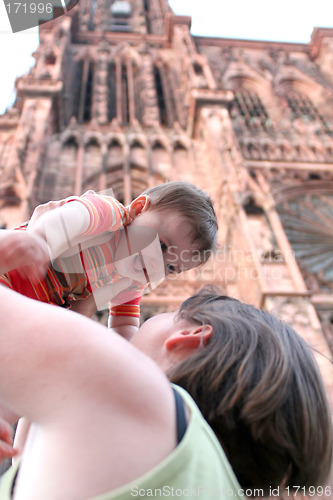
108, 310, 140, 340
27, 191, 131, 260
27, 200, 91, 259
109, 297, 141, 340
70, 286, 141, 341
108, 317, 140, 341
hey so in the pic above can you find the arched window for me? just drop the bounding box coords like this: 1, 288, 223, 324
286, 91, 321, 122
107, 62, 117, 122
231, 90, 270, 132
107, 58, 140, 125
154, 66, 168, 126
279, 87, 332, 136
154, 64, 176, 128
121, 63, 129, 124
72, 61, 94, 123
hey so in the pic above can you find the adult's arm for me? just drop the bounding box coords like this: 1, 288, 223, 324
0, 287, 176, 500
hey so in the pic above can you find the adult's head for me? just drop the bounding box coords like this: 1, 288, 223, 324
132, 286, 333, 496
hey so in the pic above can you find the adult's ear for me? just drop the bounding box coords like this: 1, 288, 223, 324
165, 324, 213, 351
128, 195, 150, 219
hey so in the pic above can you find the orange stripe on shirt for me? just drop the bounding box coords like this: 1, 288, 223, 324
68, 192, 131, 236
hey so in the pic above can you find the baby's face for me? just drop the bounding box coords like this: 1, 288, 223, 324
114, 225, 165, 286
114, 209, 200, 285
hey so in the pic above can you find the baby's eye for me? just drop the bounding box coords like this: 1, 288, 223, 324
160, 241, 167, 253
167, 263, 176, 274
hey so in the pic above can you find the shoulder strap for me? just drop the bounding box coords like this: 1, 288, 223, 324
172, 387, 187, 444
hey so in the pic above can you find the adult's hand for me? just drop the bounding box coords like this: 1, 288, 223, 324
0, 229, 49, 279
0, 416, 17, 462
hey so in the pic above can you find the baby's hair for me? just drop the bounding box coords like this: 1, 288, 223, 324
168, 286, 333, 496
142, 181, 218, 264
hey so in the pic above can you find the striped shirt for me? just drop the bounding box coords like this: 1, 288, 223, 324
0, 192, 149, 318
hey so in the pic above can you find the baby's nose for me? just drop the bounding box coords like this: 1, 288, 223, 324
144, 253, 165, 282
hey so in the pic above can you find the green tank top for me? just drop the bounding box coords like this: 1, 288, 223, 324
0, 386, 243, 499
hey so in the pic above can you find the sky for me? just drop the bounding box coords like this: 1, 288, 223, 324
0, 0, 333, 114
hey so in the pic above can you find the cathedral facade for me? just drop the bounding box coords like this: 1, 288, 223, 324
1, 1, 333, 404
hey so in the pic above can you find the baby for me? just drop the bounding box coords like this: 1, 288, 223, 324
0, 181, 218, 339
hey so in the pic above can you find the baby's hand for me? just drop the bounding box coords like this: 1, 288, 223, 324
70, 278, 137, 317
0, 416, 17, 462
0, 229, 50, 279
110, 286, 143, 306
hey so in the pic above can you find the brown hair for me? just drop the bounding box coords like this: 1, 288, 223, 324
142, 181, 218, 263
168, 286, 333, 496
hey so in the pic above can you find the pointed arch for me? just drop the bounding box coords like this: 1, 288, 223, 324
129, 139, 147, 169
128, 134, 147, 149
244, 141, 261, 160
276, 140, 294, 161
172, 138, 194, 180
150, 135, 169, 151
84, 133, 103, 147
223, 70, 273, 136
242, 194, 265, 215
275, 75, 332, 136
172, 136, 190, 151
150, 138, 171, 179
61, 132, 80, 146
106, 137, 125, 169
